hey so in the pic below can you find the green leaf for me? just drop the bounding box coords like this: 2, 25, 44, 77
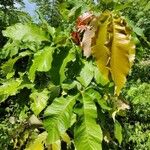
30, 89, 50, 116
1, 57, 19, 76
114, 121, 122, 145
74, 90, 102, 150
62, 81, 82, 91
2, 23, 50, 44
144, 1, 150, 11
0, 78, 22, 103
86, 88, 111, 111
133, 27, 144, 37
59, 48, 75, 83
29, 46, 54, 82
1, 51, 31, 78
77, 61, 94, 87
0, 40, 20, 58
44, 95, 78, 143
97, 98, 112, 111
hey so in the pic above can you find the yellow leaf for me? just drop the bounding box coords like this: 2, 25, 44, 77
52, 140, 61, 150
92, 12, 135, 95
110, 16, 135, 95
92, 12, 110, 81
61, 132, 71, 144
25, 132, 48, 150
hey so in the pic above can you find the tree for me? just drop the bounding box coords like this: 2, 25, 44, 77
0, 0, 31, 47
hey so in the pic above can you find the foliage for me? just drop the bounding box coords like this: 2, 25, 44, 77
0, 0, 31, 48
0, 0, 149, 149
72, 11, 135, 95
126, 83, 150, 121
121, 83, 150, 149
30, 0, 62, 27
0, 8, 134, 148
123, 122, 150, 150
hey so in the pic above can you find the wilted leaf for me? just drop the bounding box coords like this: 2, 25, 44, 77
74, 90, 102, 150
110, 16, 135, 95
92, 13, 110, 81
92, 12, 135, 95
81, 28, 95, 57
28, 114, 43, 126
112, 99, 130, 121
76, 12, 94, 30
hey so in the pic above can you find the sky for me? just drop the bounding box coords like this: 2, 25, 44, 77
23, 0, 37, 16
14, 0, 37, 16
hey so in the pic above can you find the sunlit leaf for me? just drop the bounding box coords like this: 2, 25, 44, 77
30, 89, 50, 116
92, 12, 110, 82
29, 46, 54, 82
2, 23, 50, 43
44, 95, 78, 143
0, 40, 20, 58
94, 66, 109, 86
0, 78, 22, 103
92, 12, 135, 95
74, 90, 102, 150
77, 61, 94, 87
97, 98, 112, 111
51, 140, 61, 150
61, 132, 71, 144
25, 132, 48, 150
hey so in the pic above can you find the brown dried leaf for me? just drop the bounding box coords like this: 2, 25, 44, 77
81, 27, 95, 57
